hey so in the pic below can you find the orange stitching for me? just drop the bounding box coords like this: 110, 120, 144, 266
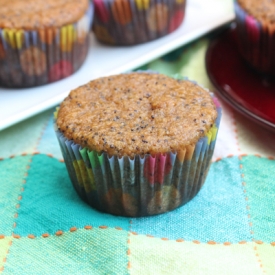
271, 242, 275, 246
268, 156, 275, 160
232, 116, 241, 153
59, 159, 64, 163
0, 158, 3, 161
255, 240, 263, 245
42, 233, 49, 238
254, 154, 261, 158
254, 246, 266, 272
239, 241, 247, 244
215, 158, 222, 162
127, 220, 132, 271
55, 230, 63, 236
176, 239, 184, 242
0, 235, 4, 239
193, 240, 200, 244
99, 226, 108, 229
21, 153, 27, 156
9, 155, 15, 159
115, 227, 122, 230
28, 234, 35, 239
131, 232, 138, 235
0, 155, 33, 274
146, 235, 154, 238
47, 154, 53, 158
224, 242, 231, 246
161, 238, 169, 241
84, 225, 92, 230
227, 154, 234, 158
240, 164, 243, 169
33, 152, 40, 155
207, 241, 216, 245
70, 227, 77, 232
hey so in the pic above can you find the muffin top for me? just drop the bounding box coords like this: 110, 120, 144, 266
0, 0, 88, 29
237, 0, 275, 24
57, 73, 217, 157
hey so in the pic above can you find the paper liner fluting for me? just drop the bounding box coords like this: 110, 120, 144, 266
54, 98, 221, 217
234, 1, 275, 76
92, 0, 186, 46
0, 4, 93, 88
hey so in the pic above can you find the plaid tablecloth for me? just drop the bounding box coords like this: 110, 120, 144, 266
1, 38, 275, 275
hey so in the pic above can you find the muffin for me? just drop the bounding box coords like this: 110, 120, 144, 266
234, 0, 275, 76
0, 0, 93, 88
55, 72, 221, 217
92, 0, 186, 46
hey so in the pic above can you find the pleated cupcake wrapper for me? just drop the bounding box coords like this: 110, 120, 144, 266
234, 1, 275, 76
0, 3, 93, 88
54, 98, 221, 217
93, 0, 186, 46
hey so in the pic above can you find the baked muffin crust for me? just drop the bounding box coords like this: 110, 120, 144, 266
57, 73, 217, 157
0, 0, 88, 29
237, 0, 275, 24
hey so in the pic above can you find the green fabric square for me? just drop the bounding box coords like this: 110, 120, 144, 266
4, 228, 128, 275
242, 156, 275, 242
256, 244, 275, 274
0, 237, 12, 271
129, 235, 262, 275
0, 110, 52, 159
0, 156, 31, 235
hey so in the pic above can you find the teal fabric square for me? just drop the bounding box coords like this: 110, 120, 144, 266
4, 228, 128, 275
14, 154, 130, 236
131, 157, 251, 243
242, 156, 275, 242
0, 156, 31, 235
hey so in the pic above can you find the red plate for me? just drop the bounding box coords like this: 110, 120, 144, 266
206, 26, 275, 132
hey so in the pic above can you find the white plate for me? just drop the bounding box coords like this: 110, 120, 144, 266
0, 0, 234, 131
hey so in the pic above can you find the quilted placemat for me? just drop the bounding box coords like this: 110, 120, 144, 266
1, 39, 275, 275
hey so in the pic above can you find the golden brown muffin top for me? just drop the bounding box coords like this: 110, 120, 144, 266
237, 0, 275, 24
57, 73, 217, 157
0, 0, 88, 29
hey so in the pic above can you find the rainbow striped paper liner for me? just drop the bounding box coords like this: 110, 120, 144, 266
234, 1, 275, 76
0, 3, 93, 88
54, 96, 221, 217
93, 0, 186, 46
